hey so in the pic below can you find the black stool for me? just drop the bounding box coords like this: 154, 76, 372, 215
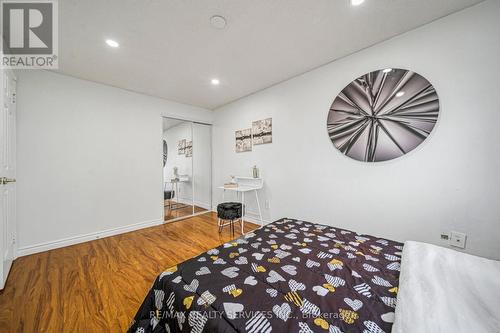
217, 202, 243, 235
164, 190, 175, 209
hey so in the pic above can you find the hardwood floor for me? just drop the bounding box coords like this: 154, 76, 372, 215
0, 212, 258, 333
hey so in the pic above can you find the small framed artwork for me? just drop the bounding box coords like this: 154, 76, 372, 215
185, 141, 193, 157
177, 139, 186, 155
252, 118, 272, 145
235, 128, 252, 153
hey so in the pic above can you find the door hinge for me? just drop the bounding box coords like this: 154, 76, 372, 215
0, 177, 16, 185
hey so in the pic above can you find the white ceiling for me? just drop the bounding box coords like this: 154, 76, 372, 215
58, 0, 483, 109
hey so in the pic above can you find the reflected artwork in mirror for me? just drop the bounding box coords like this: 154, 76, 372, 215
163, 140, 168, 167
327, 68, 439, 162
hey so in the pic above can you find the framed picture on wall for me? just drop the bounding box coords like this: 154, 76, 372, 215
252, 118, 272, 145
185, 141, 193, 157
177, 139, 186, 155
235, 128, 252, 153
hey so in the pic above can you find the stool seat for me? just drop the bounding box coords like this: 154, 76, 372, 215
217, 202, 243, 235
164, 190, 175, 200
217, 202, 243, 220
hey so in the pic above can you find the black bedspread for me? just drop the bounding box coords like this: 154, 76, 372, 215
128, 218, 403, 333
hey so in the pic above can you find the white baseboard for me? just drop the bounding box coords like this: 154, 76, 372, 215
16, 218, 163, 258
243, 214, 269, 227
194, 200, 211, 210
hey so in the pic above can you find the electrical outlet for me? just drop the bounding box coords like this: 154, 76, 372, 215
449, 231, 467, 249
440, 233, 449, 241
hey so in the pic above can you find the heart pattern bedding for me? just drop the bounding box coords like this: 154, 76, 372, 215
128, 218, 403, 333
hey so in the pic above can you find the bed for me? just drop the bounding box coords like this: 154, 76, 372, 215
128, 218, 403, 333
393, 241, 500, 333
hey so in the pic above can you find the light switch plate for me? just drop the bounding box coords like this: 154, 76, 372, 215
449, 231, 467, 249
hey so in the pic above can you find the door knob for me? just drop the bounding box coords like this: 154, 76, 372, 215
0, 177, 16, 185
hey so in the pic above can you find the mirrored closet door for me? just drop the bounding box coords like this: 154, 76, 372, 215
162, 117, 211, 221
192, 123, 212, 216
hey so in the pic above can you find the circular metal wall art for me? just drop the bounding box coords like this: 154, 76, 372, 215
327, 68, 439, 162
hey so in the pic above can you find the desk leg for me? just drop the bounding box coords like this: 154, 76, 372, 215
175, 182, 179, 205
241, 191, 245, 234
254, 190, 263, 228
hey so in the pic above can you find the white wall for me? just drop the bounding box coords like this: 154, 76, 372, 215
16, 70, 212, 255
212, 0, 500, 260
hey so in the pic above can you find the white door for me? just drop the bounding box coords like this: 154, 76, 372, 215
0, 68, 17, 290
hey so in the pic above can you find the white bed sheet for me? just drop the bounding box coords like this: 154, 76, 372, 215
392, 241, 500, 333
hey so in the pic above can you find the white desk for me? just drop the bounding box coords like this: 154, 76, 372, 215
168, 175, 189, 210
218, 177, 264, 233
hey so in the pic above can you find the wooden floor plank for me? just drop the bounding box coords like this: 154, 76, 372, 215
0, 212, 258, 332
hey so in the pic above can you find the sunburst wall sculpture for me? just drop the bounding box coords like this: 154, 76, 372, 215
327, 68, 439, 162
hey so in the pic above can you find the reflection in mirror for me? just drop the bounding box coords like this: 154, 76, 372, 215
163, 117, 193, 221
163, 140, 168, 167
192, 123, 212, 216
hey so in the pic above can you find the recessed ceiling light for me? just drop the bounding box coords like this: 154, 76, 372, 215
211, 78, 220, 85
210, 15, 227, 29
351, 0, 365, 6
396, 91, 405, 97
383, 68, 392, 73
105, 39, 119, 48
